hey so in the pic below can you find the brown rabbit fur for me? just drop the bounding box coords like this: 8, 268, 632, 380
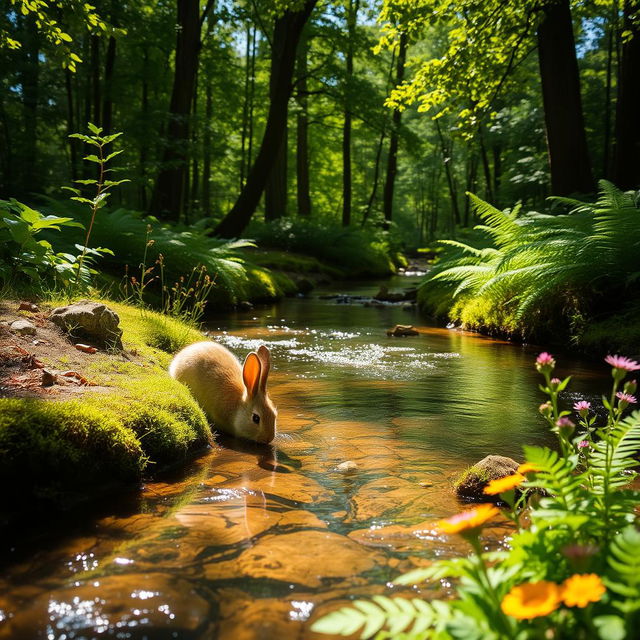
169, 341, 277, 443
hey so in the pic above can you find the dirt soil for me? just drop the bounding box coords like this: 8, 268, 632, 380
0, 300, 126, 399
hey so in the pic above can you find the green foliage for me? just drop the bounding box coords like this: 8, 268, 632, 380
418, 182, 640, 342
246, 218, 399, 277
312, 354, 640, 639
0, 197, 86, 289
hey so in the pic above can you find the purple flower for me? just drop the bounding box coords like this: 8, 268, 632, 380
616, 392, 637, 405
573, 401, 591, 412
577, 440, 590, 449
605, 355, 640, 372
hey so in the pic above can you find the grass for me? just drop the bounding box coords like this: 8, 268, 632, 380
0, 299, 210, 511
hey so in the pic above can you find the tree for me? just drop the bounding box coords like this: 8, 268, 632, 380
215, 0, 317, 238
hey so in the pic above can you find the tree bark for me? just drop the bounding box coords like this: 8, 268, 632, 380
611, 0, 640, 190
435, 118, 460, 232
215, 0, 317, 238
101, 35, 116, 134
149, 0, 201, 221
342, 0, 359, 227
202, 78, 212, 216
65, 70, 78, 182
296, 26, 312, 217
20, 15, 40, 196
382, 31, 407, 227
537, 0, 595, 195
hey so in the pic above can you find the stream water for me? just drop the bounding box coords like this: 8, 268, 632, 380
0, 274, 609, 639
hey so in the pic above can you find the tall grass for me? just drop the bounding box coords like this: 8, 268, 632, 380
419, 181, 640, 341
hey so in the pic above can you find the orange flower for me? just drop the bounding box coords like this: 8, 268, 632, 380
501, 581, 562, 619
562, 574, 606, 607
484, 473, 525, 495
518, 462, 540, 474
438, 504, 500, 535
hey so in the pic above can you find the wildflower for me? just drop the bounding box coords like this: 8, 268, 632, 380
624, 379, 637, 395
484, 473, 525, 495
562, 574, 606, 607
437, 504, 500, 536
549, 377, 561, 390
577, 440, 590, 449
573, 400, 591, 418
536, 352, 555, 374
518, 462, 540, 474
605, 355, 640, 372
616, 391, 637, 408
501, 581, 562, 619
539, 402, 553, 417
555, 417, 575, 433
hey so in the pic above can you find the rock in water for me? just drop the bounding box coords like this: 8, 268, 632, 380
455, 454, 520, 500
49, 301, 123, 349
386, 324, 419, 337
336, 461, 358, 473
10, 319, 37, 336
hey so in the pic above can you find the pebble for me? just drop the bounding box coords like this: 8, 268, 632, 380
336, 461, 358, 473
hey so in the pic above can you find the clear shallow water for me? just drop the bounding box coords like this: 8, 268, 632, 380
0, 276, 609, 639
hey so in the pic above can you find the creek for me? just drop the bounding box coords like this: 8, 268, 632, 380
0, 273, 609, 639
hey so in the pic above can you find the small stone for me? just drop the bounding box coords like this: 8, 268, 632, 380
49, 301, 123, 349
419, 481, 434, 488
18, 301, 39, 312
386, 324, 419, 337
336, 461, 358, 473
10, 319, 36, 336
41, 369, 57, 386
74, 343, 98, 354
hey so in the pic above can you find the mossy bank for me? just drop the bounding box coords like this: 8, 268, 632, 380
0, 299, 212, 516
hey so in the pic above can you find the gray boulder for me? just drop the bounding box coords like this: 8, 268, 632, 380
10, 319, 37, 336
455, 454, 520, 500
49, 301, 123, 349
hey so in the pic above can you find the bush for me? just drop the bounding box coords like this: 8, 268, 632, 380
312, 353, 640, 640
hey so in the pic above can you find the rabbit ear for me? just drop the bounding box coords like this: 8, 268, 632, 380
242, 352, 262, 398
256, 345, 271, 392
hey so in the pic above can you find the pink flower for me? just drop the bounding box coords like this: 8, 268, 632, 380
537, 352, 555, 366
616, 392, 637, 405
573, 401, 591, 412
556, 417, 575, 428
605, 355, 640, 372
577, 440, 590, 449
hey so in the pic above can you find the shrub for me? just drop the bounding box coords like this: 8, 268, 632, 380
312, 352, 640, 640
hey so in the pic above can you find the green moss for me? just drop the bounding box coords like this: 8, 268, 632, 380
1, 298, 211, 509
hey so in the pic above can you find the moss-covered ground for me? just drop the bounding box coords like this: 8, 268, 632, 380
0, 300, 211, 512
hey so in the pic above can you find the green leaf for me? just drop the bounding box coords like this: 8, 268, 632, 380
83, 154, 101, 163
87, 122, 102, 135
105, 150, 124, 162
593, 615, 626, 640
74, 179, 98, 185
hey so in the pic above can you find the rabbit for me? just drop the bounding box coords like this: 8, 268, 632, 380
169, 341, 277, 444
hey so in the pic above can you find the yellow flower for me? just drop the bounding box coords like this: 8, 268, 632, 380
517, 462, 540, 474
438, 504, 500, 535
501, 581, 562, 619
484, 473, 525, 495
562, 574, 606, 607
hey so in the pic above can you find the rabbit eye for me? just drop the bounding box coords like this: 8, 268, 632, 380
252, 413, 260, 424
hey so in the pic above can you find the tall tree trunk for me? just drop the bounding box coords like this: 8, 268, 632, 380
215, 0, 317, 238
611, 0, 640, 190
493, 144, 502, 204
296, 26, 311, 217
65, 70, 78, 181
21, 15, 40, 196
139, 46, 150, 209
382, 31, 407, 227
537, 0, 594, 195
149, 0, 201, 221
478, 126, 493, 202
240, 23, 252, 189
91, 35, 101, 124
102, 35, 116, 133
435, 118, 460, 232
247, 30, 258, 171
202, 78, 212, 216
602, 4, 617, 178
342, 0, 359, 227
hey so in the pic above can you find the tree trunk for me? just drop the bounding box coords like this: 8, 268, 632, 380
537, 0, 594, 195
478, 126, 493, 202
436, 118, 460, 232
149, 0, 201, 221
611, 0, 640, 190
342, 0, 359, 227
240, 23, 252, 189
214, 0, 317, 238
202, 78, 212, 216
102, 35, 116, 133
21, 15, 40, 196
65, 70, 78, 181
139, 46, 150, 209
382, 31, 407, 227
296, 26, 312, 217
